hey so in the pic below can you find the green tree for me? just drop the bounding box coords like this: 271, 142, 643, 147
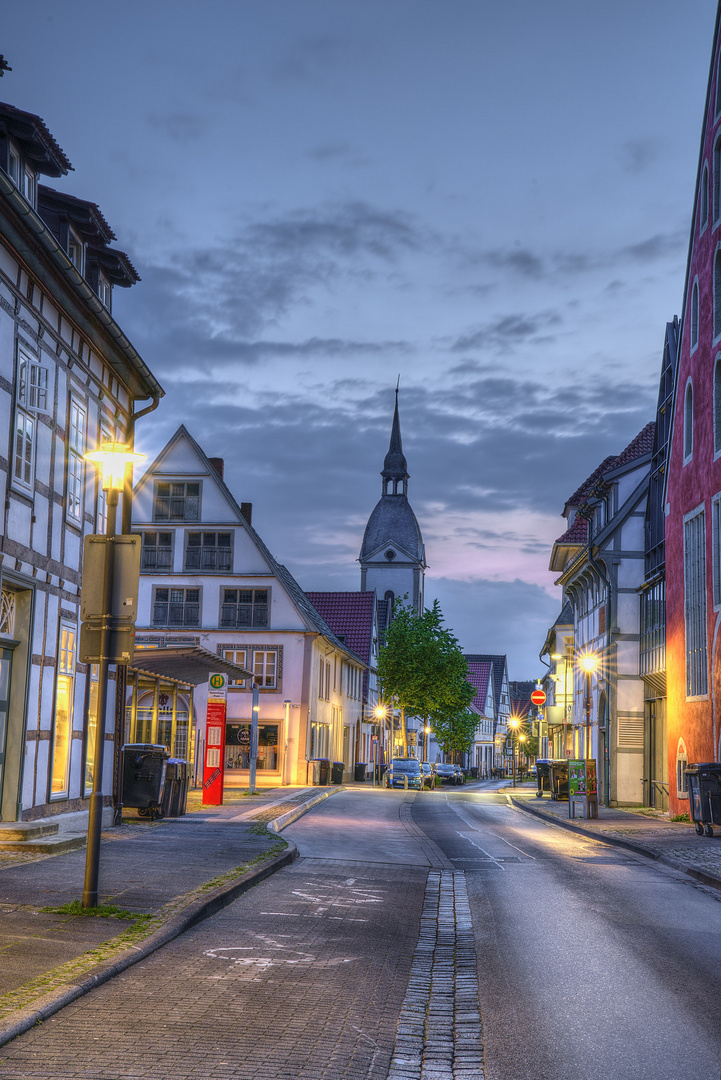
430, 709, 479, 760
377, 599, 475, 757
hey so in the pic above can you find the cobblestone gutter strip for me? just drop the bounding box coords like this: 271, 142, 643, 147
0, 838, 297, 1049
509, 796, 721, 893
265, 786, 343, 832
388, 870, 484, 1080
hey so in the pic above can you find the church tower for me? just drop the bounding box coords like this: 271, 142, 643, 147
359, 391, 426, 622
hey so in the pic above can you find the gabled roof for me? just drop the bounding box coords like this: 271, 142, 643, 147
134, 425, 363, 666
38, 186, 115, 243
305, 592, 376, 665
509, 680, 536, 719
564, 425, 655, 514
465, 660, 493, 716
554, 514, 589, 546
465, 653, 507, 714
554, 600, 574, 627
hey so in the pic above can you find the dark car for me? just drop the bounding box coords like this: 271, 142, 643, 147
385, 758, 423, 789
452, 765, 464, 785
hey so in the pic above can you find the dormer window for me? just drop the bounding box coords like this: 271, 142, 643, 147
97, 274, 111, 310
68, 231, 84, 274
7, 144, 19, 186
22, 166, 35, 208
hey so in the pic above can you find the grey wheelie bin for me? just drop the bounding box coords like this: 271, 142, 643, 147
122, 744, 168, 819
685, 763, 721, 837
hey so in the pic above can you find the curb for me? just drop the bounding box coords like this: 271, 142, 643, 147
509, 795, 721, 894
0, 840, 297, 1049
267, 785, 342, 832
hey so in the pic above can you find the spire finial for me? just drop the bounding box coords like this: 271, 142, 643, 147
381, 384, 409, 493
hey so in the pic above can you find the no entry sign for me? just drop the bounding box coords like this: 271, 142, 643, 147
531, 689, 546, 706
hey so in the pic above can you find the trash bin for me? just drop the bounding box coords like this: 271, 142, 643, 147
308, 758, 330, 785
122, 744, 168, 819
549, 759, 569, 801
535, 759, 553, 798
161, 759, 190, 818
354, 763, 367, 782
331, 761, 344, 784
685, 763, 721, 836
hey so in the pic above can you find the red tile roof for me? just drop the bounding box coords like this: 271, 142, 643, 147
305, 591, 376, 665
563, 423, 655, 517
466, 661, 493, 715
554, 514, 589, 546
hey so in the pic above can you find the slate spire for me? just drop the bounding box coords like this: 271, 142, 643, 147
381, 388, 409, 494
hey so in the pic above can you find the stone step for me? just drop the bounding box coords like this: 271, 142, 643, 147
0, 833, 86, 854
0, 822, 59, 843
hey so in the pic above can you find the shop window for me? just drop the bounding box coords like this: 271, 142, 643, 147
84, 664, 99, 796
225, 723, 279, 771
51, 623, 76, 798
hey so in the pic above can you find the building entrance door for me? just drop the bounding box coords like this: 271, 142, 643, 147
0, 646, 14, 816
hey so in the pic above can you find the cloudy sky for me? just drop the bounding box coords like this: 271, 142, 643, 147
3, 1, 717, 675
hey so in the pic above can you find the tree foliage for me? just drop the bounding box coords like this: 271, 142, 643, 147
430, 709, 479, 757
377, 598, 475, 755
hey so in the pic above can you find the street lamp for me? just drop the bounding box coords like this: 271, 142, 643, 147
508, 716, 521, 787
424, 724, 431, 762
81, 441, 146, 909
578, 652, 598, 760
374, 704, 387, 784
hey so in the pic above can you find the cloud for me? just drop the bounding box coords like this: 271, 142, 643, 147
147, 112, 206, 143
306, 141, 371, 168
452, 310, 563, 352
621, 231, 685, 262
619, 138, 661, 174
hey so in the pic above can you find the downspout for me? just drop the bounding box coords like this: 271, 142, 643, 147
711, 612, 721, 758
121, 396, 161, 535
588, 544, 612, 806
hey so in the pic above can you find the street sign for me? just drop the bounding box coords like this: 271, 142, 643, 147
203, 697, 227, 805
531, 689, 546, 706
80, 535, 140, 623
208, 672, 228, 701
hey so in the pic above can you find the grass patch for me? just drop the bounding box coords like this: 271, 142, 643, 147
40, 900, 151, 921
671, 812, 690, 822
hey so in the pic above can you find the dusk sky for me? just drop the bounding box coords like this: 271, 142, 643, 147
2, 1, 717, 676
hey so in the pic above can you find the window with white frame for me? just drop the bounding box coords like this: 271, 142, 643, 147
684, 380, 694, 462
7, 144, 19, 186
98, 274, 111, 309
68, 231, 84, 274
22, 166, 35, 207
185, 532, 232, 572
684, 507, 708, 697
66, 398, 87, 524
13, 410, 35, 493
223, 648, 249, 688
252, 650, 278, 688
676, 740, 689, 798
51, 623, 76, 798
18, 350, 48, 412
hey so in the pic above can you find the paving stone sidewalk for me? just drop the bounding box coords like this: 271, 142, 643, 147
506, 784, 721, 888
0, 784, 339, 1046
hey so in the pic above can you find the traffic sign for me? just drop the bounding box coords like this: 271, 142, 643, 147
531, 689, 546, 706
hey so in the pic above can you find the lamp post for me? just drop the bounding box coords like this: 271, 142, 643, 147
249, 682, 259, 794
579, 653, 599, 760
518, 732, 527, 779
424, 724, 431, 762
81, 441, 145, 910
508, 716, 520, 787
374, 704, 387, 785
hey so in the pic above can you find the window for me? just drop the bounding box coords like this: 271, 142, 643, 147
223, 649, 249, 688
676, 740, 689, 799
714, 496, 721, 606
714, 137, 721, 224
84, 664, 99, 796
684, 380, 693, 462
96, 425, 113, 534
684, 507, 708, 697
253, 650, 277, 688
716, 359, 721, 457
691, 280, 699, 352
153, 587, 200, 626
68, 231, 83, 274
220, 588, 269, 628
7, 144, 19, 186
51, 623, 76, 798
13, 410, 35, 492
142, 531, 173, 570
185, 532, 232, 572
67, 398, 87, 524
715, 249, 721, 338
98, 274, 111, 309
702, 165, 710, 233
18, 352, 48, 412
716, 51, 721, 118
153, 481, 200, 521
22, 166, 35, 207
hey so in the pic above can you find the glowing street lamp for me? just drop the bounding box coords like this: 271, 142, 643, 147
577, 652, 599, 760
508, 715, 521, 787
80, 441, 146, 910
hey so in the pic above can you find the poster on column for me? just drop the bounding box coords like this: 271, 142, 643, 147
203, 673, 228, 805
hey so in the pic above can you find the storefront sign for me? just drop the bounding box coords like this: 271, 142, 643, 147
202, 697, 227, 804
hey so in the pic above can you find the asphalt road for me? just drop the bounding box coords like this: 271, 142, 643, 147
1, 785, 720, 1080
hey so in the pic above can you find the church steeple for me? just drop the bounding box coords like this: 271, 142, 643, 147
381, 389, 409, 496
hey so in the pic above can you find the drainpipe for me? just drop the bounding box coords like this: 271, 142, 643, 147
588, 544, 612, 806
121, 396, 161, 535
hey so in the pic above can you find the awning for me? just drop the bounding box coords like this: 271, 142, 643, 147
129, 646, 253, 686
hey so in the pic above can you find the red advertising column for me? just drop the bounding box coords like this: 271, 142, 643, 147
202, 672, 228, 805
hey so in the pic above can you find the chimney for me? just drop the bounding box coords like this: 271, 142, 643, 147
208, 457, 224, 480
240, 502, 252, 525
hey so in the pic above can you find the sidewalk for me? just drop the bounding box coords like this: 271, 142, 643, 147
505, 782, 721, 890
0, 783, 341, 1048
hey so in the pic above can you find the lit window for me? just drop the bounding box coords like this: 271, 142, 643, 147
51, 623, 76, 798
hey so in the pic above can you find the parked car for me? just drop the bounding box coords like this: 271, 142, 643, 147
420, 762, 437, 789
452, 764, 464, 785
385, 758, 423, 789
434, 763, 457, 785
